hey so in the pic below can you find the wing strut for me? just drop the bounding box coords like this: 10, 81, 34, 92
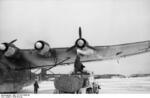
46, 57, 71, 70
15, 57, 71, 71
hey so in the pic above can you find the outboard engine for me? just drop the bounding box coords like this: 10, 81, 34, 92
34, 40, 51, 57
75, 38, 86, 49
67, 27, 96, 55
0, 43, 18, 58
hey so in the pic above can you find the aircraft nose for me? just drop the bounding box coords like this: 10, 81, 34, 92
0, 43, 6, 51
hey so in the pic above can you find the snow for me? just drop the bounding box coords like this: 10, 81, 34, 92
20, 77, 150, 94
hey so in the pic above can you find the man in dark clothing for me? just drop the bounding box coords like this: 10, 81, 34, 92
74, 55, 85, 74
93, 82, 101, 94
34, 80, 39, 94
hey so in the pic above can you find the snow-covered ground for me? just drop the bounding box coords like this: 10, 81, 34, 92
98, 77, 150, 93
20, 81, 55, 93
20, 77, 150, 94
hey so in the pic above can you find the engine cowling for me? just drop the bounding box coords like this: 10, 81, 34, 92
0, 43, 7, 51
75, 38, 86, 49
0, 43, 18, 57
34, 40, 51, 57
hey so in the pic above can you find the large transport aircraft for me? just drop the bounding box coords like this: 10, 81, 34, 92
0, 27, 150, 93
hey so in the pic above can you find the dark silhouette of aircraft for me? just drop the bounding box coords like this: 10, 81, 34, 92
0, 27, 150, 93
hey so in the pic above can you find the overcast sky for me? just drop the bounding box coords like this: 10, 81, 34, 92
0, 0, 150, 75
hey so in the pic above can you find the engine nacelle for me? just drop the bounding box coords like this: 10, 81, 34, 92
0, 43, 18, 57
75, 38, 86, 49
34, 40, 51, 57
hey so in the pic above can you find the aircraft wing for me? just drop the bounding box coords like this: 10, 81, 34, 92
87, 40, 150, 61
1, 38, 150, 70
21, 40, 150, 67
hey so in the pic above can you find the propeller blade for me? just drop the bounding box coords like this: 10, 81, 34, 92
9, 39, 17, 44
66, 45, 76, 52
86, 44, 96, 50
79, 27, 82, 38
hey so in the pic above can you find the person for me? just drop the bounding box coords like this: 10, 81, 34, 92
86, 87, 93, 94
88, 72, 94, 87
34, 80, 39, 94
74, 55, 85, 74
93, 82, 101, 94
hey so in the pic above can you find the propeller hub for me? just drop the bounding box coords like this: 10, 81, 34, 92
77, 39, 84, 47
76, 38, 86, 49
0, 43, 8, 52
0, 44, 6, 51
35, 41, 44, 50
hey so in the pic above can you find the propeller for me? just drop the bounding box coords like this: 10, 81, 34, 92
67, 27, 96, 52
79, 26, 82, 38
86, 44, 97, 50
34, 40, 44, 50
9, 39, 17, 44
66, 45, 76, 52
67, 27, 85, 52
0, 39, 17, 52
